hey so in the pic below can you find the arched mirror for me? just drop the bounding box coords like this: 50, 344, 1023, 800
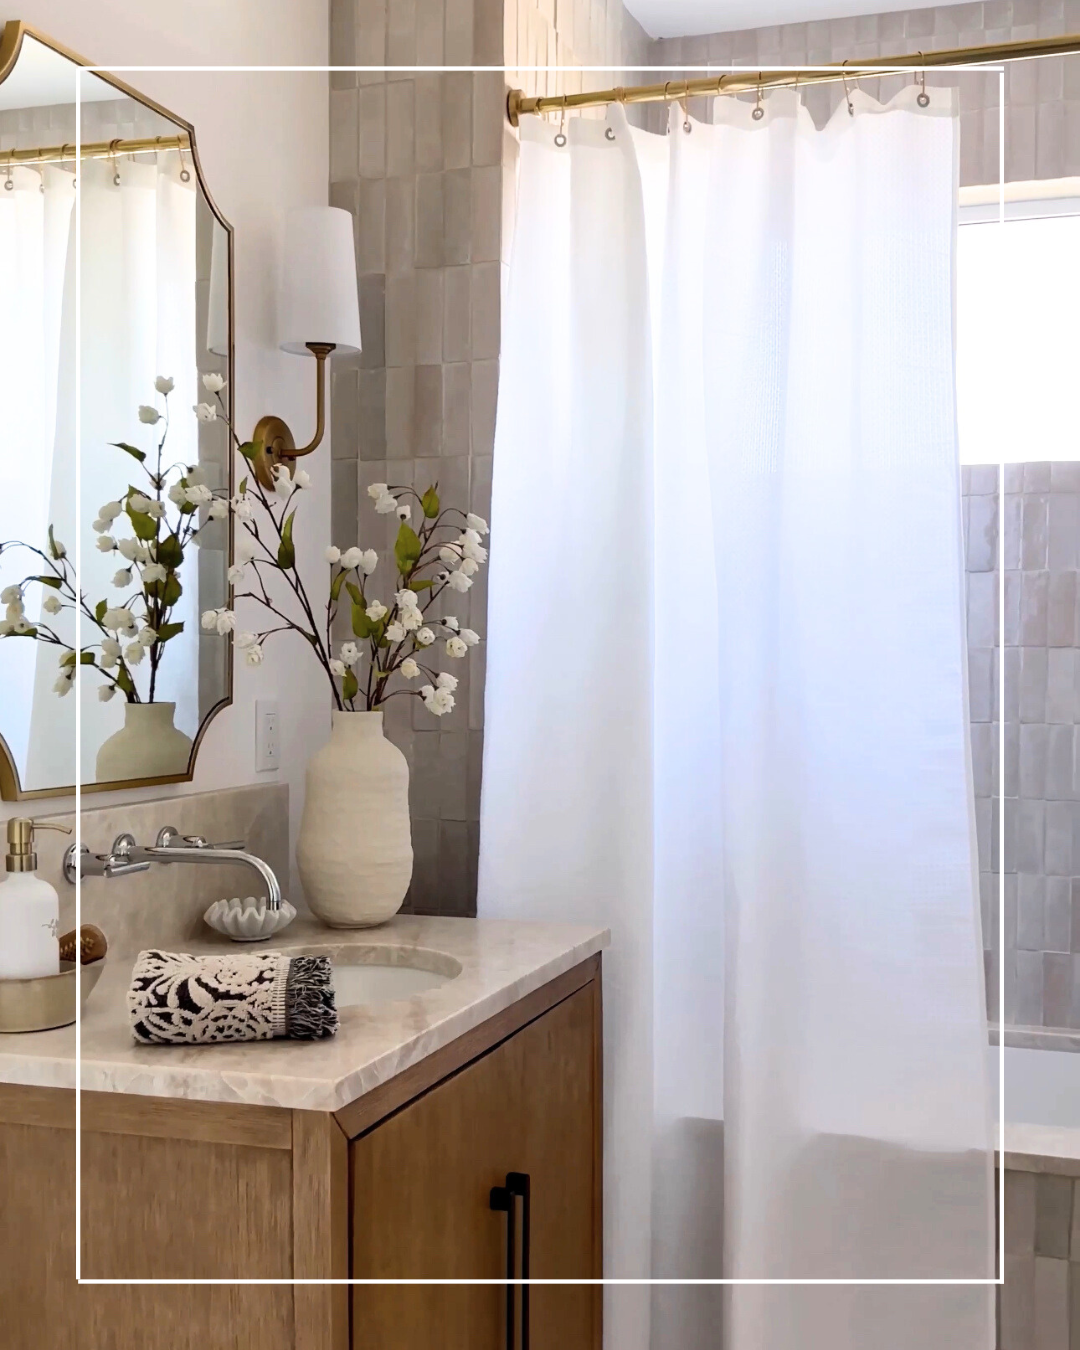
0, 22, 234, 798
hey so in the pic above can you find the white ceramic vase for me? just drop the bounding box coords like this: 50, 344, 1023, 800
296, 710, 413, 928
95, 701, 193, 784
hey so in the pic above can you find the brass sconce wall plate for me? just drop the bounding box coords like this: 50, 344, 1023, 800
249, 341, 335, 489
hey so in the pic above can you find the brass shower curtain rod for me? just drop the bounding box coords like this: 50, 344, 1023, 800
2, 133, 189, 170
506, 31, 1080, 124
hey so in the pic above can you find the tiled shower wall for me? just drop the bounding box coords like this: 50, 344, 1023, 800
327, 0, 648, 914
651, 0, 1080, 185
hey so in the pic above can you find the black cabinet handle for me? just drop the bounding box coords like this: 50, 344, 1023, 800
491, 1172, 531, 1350
507, 1173, 531, 1350
490, 1183, 515, 1350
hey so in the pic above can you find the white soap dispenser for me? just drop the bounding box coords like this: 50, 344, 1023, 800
0, 817, 70, 980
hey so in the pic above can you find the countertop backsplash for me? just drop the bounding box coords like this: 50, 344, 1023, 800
28, 783, 291, 955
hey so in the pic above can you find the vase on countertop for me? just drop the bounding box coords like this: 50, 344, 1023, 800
95, 701, 193, 784
296, 710, 413, 928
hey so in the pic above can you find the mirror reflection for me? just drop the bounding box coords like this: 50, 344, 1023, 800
0, 31, 233, 796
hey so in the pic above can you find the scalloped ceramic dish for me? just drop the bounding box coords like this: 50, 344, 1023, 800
203, 896, 297, 941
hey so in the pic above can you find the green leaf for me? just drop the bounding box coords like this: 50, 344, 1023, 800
238, 441, 260, 461
351, 603, 374, 639
60, 650, 76, 668
94, 599, 107, 623
341, 668, 359, 703
344, 581, 364, 606
408, 578, 434, 592
238, 477, 248, 495
47, 525, 64, 560
32, 575, 62, 589
161, 573, 182, 607
329, 570, 347, 603
157, 621, 184, 643
127, 508, 157, 542
421, 486, 440, 519
277, 510, 296, 570
374, 667, 390, 680
394, 523, 423, 576
110, 441, 146, 464
114, 667, 134, 696
6, 626, 39, 639
156, 534, 183, 569
79, 650, 96, 665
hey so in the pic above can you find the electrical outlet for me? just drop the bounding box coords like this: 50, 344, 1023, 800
255, 700, 280, 772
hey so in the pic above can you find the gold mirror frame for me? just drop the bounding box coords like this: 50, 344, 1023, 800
0, 20, 235, 800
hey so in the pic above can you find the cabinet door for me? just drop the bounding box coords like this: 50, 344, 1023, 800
351, 980, 600, 1350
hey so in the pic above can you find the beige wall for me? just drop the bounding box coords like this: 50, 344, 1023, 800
0, 1, 330, 899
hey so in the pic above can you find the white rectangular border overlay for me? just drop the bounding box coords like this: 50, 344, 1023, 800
71, 60, 1009, 1285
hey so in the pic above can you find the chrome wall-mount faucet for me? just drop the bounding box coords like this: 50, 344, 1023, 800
63, 826, 282, 911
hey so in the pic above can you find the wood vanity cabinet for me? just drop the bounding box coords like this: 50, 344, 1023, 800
0, 954, 602, 1350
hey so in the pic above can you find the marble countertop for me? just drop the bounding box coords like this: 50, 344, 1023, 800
0, 916, 609, 1111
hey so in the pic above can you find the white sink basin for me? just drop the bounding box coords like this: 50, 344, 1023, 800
299, 944, 462, 1009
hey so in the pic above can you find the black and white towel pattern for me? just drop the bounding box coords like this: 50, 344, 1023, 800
129, 950, 338, 1044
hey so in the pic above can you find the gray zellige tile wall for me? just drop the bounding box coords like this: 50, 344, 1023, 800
967, 463, 1080, 1031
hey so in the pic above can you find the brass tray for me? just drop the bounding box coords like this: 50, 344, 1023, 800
0, 959, 104, 1033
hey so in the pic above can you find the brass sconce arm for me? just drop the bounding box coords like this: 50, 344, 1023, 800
249, 341, 335, 488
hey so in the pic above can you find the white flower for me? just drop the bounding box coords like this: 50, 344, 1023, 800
366, 601, 387, 622
98, 501, 122, 523
401, 657, 420, 679
193, 402, 217, 422
293, 469, 311, 491
10, 618, 30, 634
400, 606, 422, 632
466, 513, 489, 535
96, 535, 115, 552
446, 569, 473, 593
459, 532, 487, 563
42, 594, 62, 615
138, 405, 161, 424
100, 637, 120, 662
442, 616, 460, 632
0, 585, 21, 604
124, 641, 145, 666
5, 601, 24, 622
98, 684, 116, 702
91, 518, 108, 533
227, 564, 246, 585
325, 546, 341, 564
168, 482, 188, 506
459, 557, 479, 577
103, 607, 135, 632
396, 502, 411, 522
243, 644, 264, 667
415, 627, 435, 646
340, 642, 360, 667
112, 569, 132, 590
272, 464, 295, 499
146, 500, 166, 519
446, 636, 468, 658
385, 621, 406, 643
0, 621, 13, 636
396, 588, 421, 611
359, 548, 378, 575
201, 372, 226, 393
185, 483, 214, 507
374, 493, 398, 515
438, 545, 460, 565
339, 547, 363, 570
138, 627, 157, 647
186, 464, 206, 485
420, 684, 455, 716
460, 628, 480, 646
436, 671, 458, 691
233, 632, 256, 651
231, 494, 254, 522
129, 493, 153, 514
53, 672, 73, 696
208, 499, 229, 520
155, 375, 175, 394
329, 659, 346, 678
235, 531, 258, 563
215, 609, 236, 635
141, 562, 167, 584
367, 482, 389, 500
116, 539, 138, 562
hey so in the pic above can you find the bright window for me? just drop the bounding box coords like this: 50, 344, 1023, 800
956, 182, 1080, 465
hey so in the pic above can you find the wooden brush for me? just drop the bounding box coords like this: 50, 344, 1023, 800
58, 925, 108, 965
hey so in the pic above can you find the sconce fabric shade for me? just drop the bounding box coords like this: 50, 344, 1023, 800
278, 206, 361, 356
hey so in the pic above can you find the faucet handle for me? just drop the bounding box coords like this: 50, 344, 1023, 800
153, 827, 245, 851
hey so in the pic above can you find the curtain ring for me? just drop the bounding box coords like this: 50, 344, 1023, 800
841, 61, 855, 117
3, 152, 14, 191
683, 79, 692, 133
554, 94, 567, 147
916, 56, 930, 107
179, 144, 192, 182
752, 73, 765, 120
108, 138, 122, 186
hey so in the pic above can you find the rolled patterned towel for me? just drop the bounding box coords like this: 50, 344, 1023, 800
128, 949, 338, 1045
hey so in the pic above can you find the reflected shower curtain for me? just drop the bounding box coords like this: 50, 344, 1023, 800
479, 86, 993, 1350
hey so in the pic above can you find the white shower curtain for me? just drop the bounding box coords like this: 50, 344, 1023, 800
479, 86, 993, 1350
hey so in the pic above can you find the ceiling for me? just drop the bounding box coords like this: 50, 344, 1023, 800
624, 0, 942, 39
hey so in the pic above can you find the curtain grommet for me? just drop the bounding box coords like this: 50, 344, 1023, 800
605, 127, 616, 141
